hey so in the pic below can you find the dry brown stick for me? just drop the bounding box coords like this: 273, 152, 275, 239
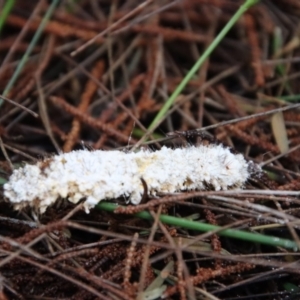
245, 13, 265, 87
71, 0, 154, 56
36, 35, 61, 153
0, 1, 45, 75
6, 14, 103, 42
49, 96, 135, 144
63, 60, 105, 152
93, 74, 145, 149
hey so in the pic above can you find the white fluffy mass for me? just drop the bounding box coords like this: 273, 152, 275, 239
4, 145, 256, 213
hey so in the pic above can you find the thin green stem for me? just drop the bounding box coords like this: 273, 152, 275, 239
148, 0, 260, 131
97, 201, 297, 251
1, 0, 60, 103
0, 0, 16, 33
280, 94, 300, 102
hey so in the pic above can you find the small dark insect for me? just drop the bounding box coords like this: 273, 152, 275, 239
167, 129, 218, 144
167, 130, 239, 154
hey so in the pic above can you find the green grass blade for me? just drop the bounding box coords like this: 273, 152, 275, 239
97, 201, 297, 251
0, 0, 16, 33
280, 94, 300, 102
1, 0, 60, 105
148, 0, 260, 131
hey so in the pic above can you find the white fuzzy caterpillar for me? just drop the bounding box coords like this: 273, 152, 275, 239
3, 144, 259, 213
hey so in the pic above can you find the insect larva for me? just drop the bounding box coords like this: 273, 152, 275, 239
3, 144, 259, 213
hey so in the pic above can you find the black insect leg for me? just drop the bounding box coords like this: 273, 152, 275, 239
167, 130, 219, 145
140, 177, 148, 204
